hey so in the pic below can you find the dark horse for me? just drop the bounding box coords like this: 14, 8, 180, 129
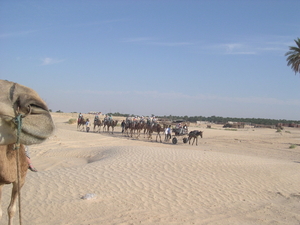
93, 119, 103, 132
148, 123, 164, 143
188, 130, 203, 146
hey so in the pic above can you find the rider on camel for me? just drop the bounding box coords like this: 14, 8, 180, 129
78, 112, 83, 123
94, 113, 99, 122
104, 115, 108, 122
151, 116, 157, 127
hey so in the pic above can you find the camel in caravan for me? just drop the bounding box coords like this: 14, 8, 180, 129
147, 123, 164, 143
143, 121, 155, 138
125, 121, 146, 139
134, 121, 146, 139
103, 120, 118, 134
123, 121, 130, 136
93, 119, 103, 132
0, 80, 55, 225
123, 118, 136, 138
124, 121, 134, 137
77, 117, 87, 130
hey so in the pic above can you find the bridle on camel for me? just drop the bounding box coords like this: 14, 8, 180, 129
1, 83, 33, 224
13, 105, 32, 225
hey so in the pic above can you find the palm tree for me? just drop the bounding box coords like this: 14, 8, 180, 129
285, 38, 300, 75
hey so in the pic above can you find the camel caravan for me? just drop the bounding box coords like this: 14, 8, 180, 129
122, 117, 203, 145
77, 113, 203, 145
0, 80, 55, 225
77, 113, 118, 134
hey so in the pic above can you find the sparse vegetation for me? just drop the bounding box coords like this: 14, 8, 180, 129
289, 144, 297, 149
68, 118, 77, 124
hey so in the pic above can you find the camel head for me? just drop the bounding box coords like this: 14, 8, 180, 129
0, 80, 55, 145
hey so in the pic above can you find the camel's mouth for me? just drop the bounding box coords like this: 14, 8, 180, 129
19, 113, 55, 144
0, 80, 55, 145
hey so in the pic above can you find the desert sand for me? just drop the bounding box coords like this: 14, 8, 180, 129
2, 113, 300, 225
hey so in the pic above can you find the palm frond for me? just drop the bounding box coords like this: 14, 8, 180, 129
285, 37, 300, 74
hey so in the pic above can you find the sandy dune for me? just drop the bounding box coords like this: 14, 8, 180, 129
2, 113, 300, 225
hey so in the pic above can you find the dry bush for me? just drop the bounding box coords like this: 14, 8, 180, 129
68, 118, 77, 124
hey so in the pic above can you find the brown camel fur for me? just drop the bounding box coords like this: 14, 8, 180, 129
0, 144, 28, 225
103, 120, 118, 134
134, 121, 146, 139
124, 121, 134, 137
126, 121, 145, 139
148, 124, 164, 143
77, 117, 87, 130
0, 79, 54, 225
93, 119, 103, 133
123, 121, 131, 137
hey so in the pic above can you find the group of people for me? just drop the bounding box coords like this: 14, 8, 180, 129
80, 113, 159, 127
120, 116, 159, 133
174, 123, 188, 135
124, 116, 158, 126
87, 112, 113, 124
78, 112, 116, 129
78, 113, 188, 141
103, 114, 113, 122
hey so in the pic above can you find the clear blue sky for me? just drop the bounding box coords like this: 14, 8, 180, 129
1, 0, 300, 120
